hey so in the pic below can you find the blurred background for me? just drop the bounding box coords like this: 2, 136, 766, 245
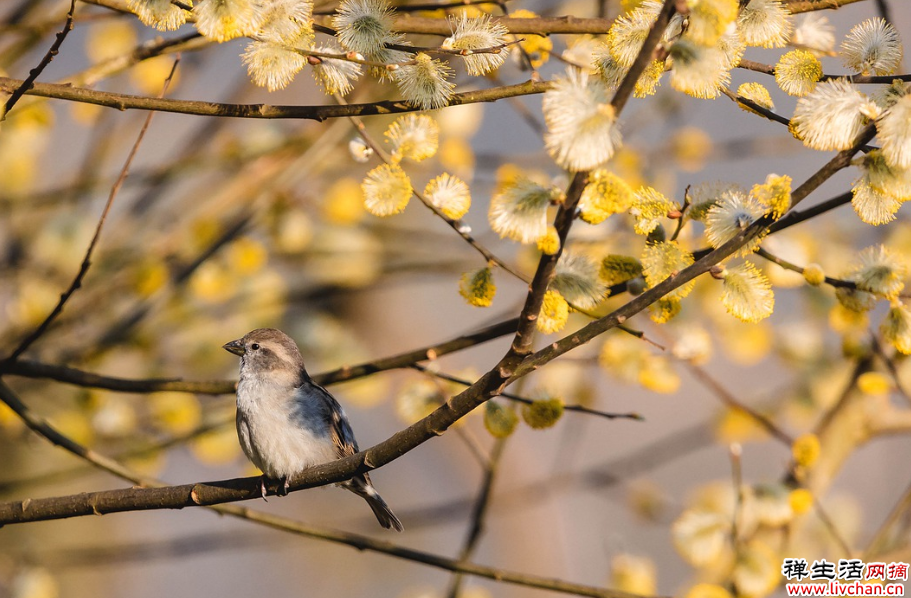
1, 1, 910, 597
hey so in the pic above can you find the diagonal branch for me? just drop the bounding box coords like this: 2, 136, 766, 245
446, 439, 507, 598
338, 96, 526, 281
5, 58, 180, 361
3, 0, 76, 117
0, 380, 652, 598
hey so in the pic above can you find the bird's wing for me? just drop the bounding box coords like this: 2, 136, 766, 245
311, 383, 360, 459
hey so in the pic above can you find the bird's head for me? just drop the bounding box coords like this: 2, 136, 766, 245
223, 328, 306, 377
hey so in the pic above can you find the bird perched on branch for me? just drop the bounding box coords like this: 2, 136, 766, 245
223, 328, 403, 531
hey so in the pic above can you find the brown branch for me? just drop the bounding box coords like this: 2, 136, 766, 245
0, 76, 549, 119
0, 381, 651, 598
219, 505, 654, 598
783, 0, 876, 13
81, 0, 616, 34
0, 414, 232, 494
68, 32, 204, 88
5, 57, 180, 361
812, 498, 855, 557
611, 0, 676, 116
446, 439, 506, 598
503, 0, 675, 366
755, 248, 861, 291
738, 58, 911, 84
683, 361, 793, 445
767, 191, 853, 234
870, 336, 911, 406
0, 317, 520, 393
864, 477, 911, 559
3, 0, 75, 117
411, 364, 643, 421
337, 95, 527, 282
514, 126, 875, 381
19, 531, 270, 568
812, 357, 871, 438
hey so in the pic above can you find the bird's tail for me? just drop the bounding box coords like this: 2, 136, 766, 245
345, 474, 404, 532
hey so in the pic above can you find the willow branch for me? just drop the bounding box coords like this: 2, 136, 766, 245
337, 95, 526, 281
0, 381, 650, 598
411, 364, 643, 421
0, 317, 521, 393
738, 58, 911, 84
514, 126, 874, 380
864, 478, 911, 559
80, 0, 615, 34
222, 504, 653, 598
721, 88, 792, 128
783, 0, 872, 12
870, 337, 911, 406
767, 191, 853, 234
0, 76, 549, 120
755, 248, 872, 292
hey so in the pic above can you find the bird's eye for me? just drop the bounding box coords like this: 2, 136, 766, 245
251, 343, 260, 351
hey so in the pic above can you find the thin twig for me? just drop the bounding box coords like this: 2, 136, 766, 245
870, 336, 911, 406
812, 357, 871, 438
729, 443, 744, 552
813, 497, 855, 557
755, 248, 882, 293
5, 57, 181, 361
446, 439, 506, 598
682, 360, 793, 445
720, 87, 791, 127
337, 95, 527, 282
3, 0, 76, 118
864, 477, 911, 559
767, 192, 853, 235
1, 317, 521, 393
411, 364, 643, 421
18, 531, 273, 568
738, 58, 911, 84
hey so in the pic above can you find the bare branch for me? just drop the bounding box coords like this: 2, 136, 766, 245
0, 76, 549, 119
3, 0, 76, 117
0, 381, 656, 598
783, 0, 876, 13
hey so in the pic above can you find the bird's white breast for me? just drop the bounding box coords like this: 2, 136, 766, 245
235, 374, 337, 479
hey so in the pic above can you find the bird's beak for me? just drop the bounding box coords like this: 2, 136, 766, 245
223, 339, 245, 356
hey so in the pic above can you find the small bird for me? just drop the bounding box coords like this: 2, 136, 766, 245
223, 328, 403, 531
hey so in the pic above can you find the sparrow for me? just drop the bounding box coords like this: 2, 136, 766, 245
223, 328, 403, 531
